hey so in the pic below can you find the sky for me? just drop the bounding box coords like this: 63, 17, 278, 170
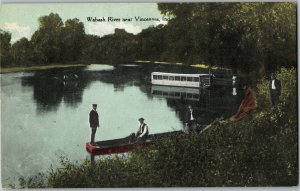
0, 3, 168, 43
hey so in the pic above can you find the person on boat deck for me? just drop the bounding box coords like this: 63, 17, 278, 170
269, 73, 281, 108
89, 104, 100, 145
185, 105, 197, 131
135, 117, 149, 142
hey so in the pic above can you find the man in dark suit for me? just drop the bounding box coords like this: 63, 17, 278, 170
185, 105, 197, 132
89, 104, 99, 145
269, 73, 281, 108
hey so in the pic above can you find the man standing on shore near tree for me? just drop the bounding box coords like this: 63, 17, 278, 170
89, 104, 99, 145
269, 73, 281, 108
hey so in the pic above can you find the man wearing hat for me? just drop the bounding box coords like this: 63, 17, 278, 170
185, 105, 197, 132
89, 104, 100, 145
135, 117, 149, 142
269, 73, 281, 108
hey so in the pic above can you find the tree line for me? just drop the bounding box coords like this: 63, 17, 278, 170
0, 2, 296, 74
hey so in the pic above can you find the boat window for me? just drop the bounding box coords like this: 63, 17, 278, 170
163, 92, 168, 96
169, 76, 174, 81
153, 75, 158, 80
181, 92, 186, 98
169, 92, 175, 96
158, 75, 163, 80
175, 92, 180, 97
175, 76, 180, 81
187, 77, 193, 81
193, 77, 199, 82
187, 93, 193, 98
181, 76, 187, 81
163, 75, 169, 80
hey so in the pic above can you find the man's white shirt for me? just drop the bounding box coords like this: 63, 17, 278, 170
272, 80, 276, 90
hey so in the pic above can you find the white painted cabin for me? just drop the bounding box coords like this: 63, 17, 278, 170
151, 72, 211, 88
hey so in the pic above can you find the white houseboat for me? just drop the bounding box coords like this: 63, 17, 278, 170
151, 72, 212, 88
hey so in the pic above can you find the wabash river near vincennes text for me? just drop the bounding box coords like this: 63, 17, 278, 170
87, 16, 170, 22
1, 63, 243, 187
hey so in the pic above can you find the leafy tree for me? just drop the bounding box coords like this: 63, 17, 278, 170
0, 3, 296, 72
80, 34, 102, 63
11, 37, 33, 66
158, 2, 297, 74
31, 13, 64, 64
137, 24, 166, 61
97, 29, 138, 64
61, 18, 85, 62
0, 29, 12, 67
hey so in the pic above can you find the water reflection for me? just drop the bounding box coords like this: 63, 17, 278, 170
151, 85, 201, 101
151, 84, 243, 127
19, 64, 243, 121
21, 69, 91, 112
19, 64, 191, 113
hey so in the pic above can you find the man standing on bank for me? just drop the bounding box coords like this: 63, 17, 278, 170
185, 105, 197, 131
135, 117, 149, 142
89, 104, 99, 145
269, 73, 281, 108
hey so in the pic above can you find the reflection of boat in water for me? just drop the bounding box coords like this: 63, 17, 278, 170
151, 72, 212, 88
151, 85, 201, 101
86, 131, 182, 155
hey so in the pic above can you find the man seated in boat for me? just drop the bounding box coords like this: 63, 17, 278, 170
135, 117, 149, 142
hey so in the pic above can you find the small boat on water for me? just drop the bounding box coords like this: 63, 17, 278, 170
151, 72, 212, 88
86, 131, 182, 155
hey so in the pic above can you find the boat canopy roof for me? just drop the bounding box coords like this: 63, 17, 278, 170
151, 72, 210, 77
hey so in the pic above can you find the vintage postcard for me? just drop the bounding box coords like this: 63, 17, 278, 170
0, 1, 298, 189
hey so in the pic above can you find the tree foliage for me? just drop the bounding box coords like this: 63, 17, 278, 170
1, 3, 296, 73
11, 37, 33, 66
157, 2, 296, 74
0, 29, 12, 67
31, 13, 64, 64
61, 18, 85, 62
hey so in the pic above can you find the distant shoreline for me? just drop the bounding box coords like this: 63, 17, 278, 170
0, 64, 89, 74
135, 60, 230, 70
0, 61, 230, 74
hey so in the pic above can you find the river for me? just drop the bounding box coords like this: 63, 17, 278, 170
1, 63, 244, 187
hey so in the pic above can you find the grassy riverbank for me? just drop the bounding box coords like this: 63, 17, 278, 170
17, 67, 297, 188
135, 60, 230, 70
0, 64, 89, 74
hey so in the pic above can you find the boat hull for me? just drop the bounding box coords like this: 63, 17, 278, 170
86, 131, 182, 155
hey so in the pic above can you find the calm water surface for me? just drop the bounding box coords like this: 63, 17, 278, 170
1, 64, 244, 187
